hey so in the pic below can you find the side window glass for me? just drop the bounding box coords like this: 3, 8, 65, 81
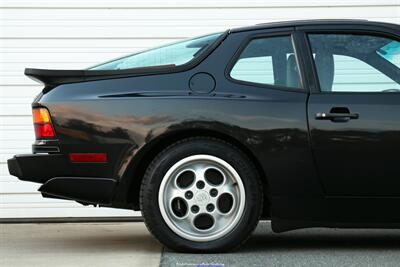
377, 40, 400, 68
230, 36, 301, 88
308, 34, 400, 93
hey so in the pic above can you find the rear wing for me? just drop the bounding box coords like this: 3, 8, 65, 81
24, 66, 173, 87
25, 68, 101, 86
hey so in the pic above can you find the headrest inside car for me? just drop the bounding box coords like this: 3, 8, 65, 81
286, 54, 300, 88
315, 52, 335, 91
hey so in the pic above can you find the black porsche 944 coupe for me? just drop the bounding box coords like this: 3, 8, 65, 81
7, 20, 400, 252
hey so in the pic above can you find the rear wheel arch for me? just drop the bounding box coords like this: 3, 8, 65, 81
121, 129, 270, 217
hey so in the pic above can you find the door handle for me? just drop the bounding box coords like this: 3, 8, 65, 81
315, 112, 359, 122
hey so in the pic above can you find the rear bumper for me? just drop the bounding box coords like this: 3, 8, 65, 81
8, 154, 68, 184
7, 154, 117, 205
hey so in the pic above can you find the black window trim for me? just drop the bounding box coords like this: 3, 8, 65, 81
300, 27, 400, 95
224, 30, 308, 93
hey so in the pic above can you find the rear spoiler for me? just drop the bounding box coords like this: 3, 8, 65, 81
25, 68, 100, 86
24, 65, 178, 87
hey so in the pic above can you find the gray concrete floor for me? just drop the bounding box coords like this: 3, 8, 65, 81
162, 222, 400, 267
0, 222, 162, 267
2, 221, 400, 267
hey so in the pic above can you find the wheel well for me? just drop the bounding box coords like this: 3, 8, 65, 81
125, 129, 270, 217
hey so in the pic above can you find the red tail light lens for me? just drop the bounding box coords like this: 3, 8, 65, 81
34, 123, 55, 138
32, 108, 56, 139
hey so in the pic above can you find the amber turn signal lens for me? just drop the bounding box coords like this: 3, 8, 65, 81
33, 108, 51, 124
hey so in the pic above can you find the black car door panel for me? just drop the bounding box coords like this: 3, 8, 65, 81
305, 30, 400, 196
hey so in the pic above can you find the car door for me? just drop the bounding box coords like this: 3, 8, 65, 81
304, 27, 400, 196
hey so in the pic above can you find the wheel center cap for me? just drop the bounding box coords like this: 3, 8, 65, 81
195, 190, 209, 205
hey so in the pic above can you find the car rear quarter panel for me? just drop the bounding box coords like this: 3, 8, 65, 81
36, 29, 321, 214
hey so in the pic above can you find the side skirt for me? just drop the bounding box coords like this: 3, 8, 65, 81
272, 217, 400, 233
270, 196, 400, 232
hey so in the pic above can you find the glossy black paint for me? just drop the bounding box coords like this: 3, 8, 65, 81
7, 20, 400, 232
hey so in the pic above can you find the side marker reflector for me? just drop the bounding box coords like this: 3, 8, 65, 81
69, 153, 107, 163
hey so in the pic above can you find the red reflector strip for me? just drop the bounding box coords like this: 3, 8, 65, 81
69, 153, 107, 163
34, 123, 56, 138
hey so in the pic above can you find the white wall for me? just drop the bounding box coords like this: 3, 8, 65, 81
0, 0, 399, 218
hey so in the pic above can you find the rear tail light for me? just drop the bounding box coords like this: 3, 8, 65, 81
32, 108, 56, 139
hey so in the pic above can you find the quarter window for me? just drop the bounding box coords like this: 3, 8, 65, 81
308, 34, 400, 93
230, 36, 301, 88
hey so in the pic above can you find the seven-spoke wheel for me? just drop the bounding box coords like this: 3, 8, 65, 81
140, 138, 262, 252
159, 155, 246, 242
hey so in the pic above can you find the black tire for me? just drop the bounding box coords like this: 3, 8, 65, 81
140, 137, 263, 252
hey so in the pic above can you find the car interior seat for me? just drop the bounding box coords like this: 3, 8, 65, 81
314, 52, 335, 91
286, 54, 300, 88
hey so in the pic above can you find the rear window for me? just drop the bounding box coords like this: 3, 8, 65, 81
90, 33, 222, 70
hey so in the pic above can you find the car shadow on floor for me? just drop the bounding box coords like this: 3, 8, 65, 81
10, 221, 397, 254
241, 221, 400, 253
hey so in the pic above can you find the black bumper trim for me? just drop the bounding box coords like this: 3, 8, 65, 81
32, 145, 60, 153
7, 156, 23, 178
8, 154, 67, 184
8, 154, 118, 205
39, 177, 117, 205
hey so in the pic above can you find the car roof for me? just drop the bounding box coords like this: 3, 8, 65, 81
230, 19, 399, 33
